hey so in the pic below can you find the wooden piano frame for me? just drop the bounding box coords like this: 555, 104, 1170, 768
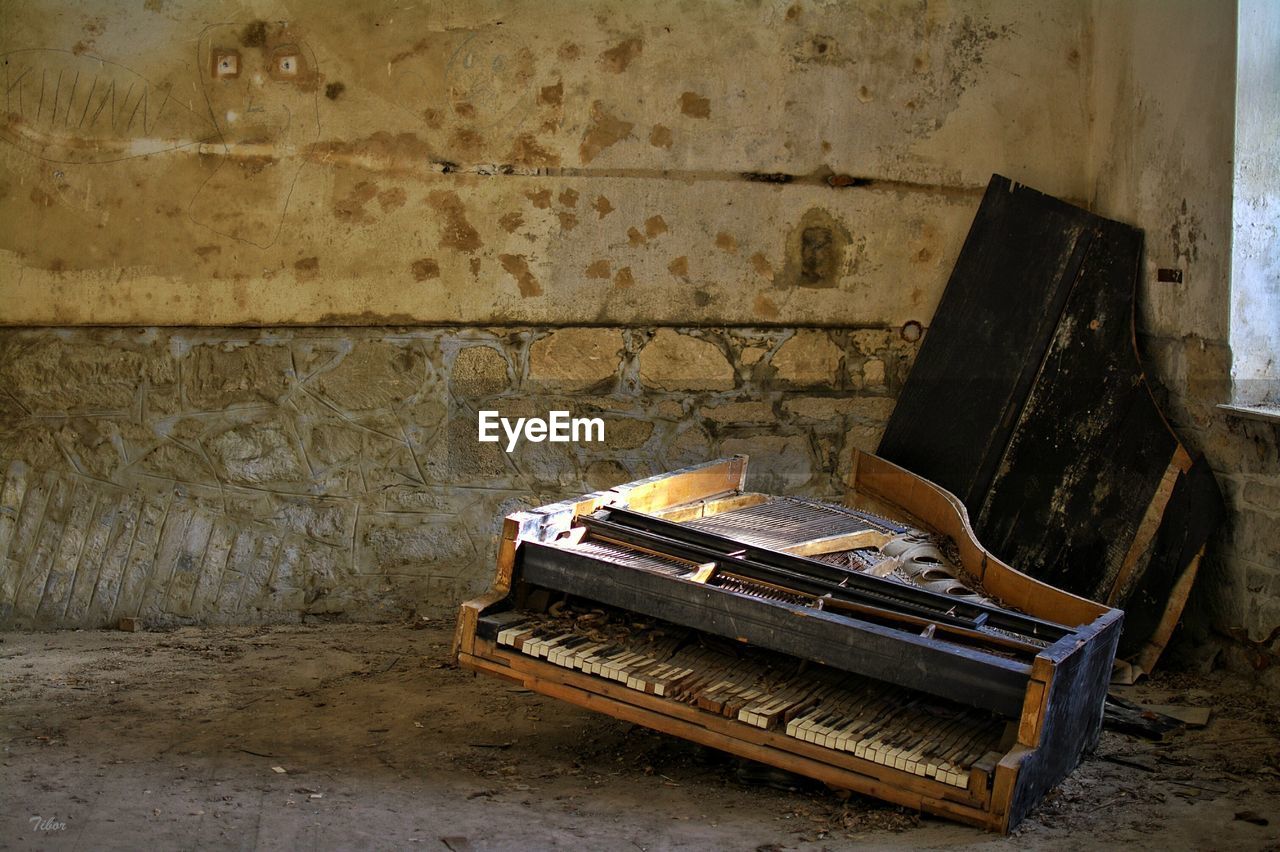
454, 452, 1122, 833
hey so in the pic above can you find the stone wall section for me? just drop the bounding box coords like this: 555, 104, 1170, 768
1138, 334, 1280, 661
0, 326, 915, 628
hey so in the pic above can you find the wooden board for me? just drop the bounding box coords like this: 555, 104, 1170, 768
1122, 455, 1223, 667
877, 175, 1220, 671
877, 177, 1097, 510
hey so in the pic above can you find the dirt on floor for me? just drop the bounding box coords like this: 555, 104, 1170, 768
1, 623, 1277, 851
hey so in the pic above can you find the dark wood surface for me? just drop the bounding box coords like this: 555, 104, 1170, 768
1117, 454, 1223, 660
878, 175, 1220, 666
517, 541, 1033, 717
1006, 609, 1123, 829
877, 177, 1097, 510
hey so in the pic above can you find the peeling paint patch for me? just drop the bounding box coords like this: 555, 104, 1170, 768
450, 127, 484, 158
754, 294, 780, 319
599, 37, 643, 73
715, 232, 738, 252
614, 266, 634, 288
334, 181, 379, 223
377, 187, 407, 213
411, 258, 439, 281
525, 189, 552, 209
579, 101, 634, 163
508, 133, 561, 167
679, 92, 711, 118
668, 256, 689, 278
644, 215, 668, 238
294, 256, 319, 278
427, 190, 482, 253
592, 196, 614, 218
499, 254, 541, 296
538, 80, 564, 106
559, 189, 579, 207
649, 125, 673, 148
240, 20, 268, 48
499, 212, 524, 233
585, 260, 611, 279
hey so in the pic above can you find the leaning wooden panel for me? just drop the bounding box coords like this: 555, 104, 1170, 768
454, 454, 1123, 833
877, 174, 1221, 673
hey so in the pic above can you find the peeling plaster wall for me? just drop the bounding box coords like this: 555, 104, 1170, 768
0, 1, 1098, 627
1090, 0, 1280, 669
0, 0, 1092, 327
11, 1, 1276, 654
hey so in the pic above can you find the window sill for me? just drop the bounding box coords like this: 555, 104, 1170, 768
1217, 403, 1280, 425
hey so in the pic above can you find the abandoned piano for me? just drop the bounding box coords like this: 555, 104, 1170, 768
453, 452, 1122, 832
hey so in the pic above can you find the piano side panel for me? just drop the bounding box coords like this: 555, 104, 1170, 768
1002, 608, 1124, 831
848, 449, 1108, 629
452, 512, 537, 658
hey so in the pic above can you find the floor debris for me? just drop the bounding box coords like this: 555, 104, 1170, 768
1, 623, 1276, 850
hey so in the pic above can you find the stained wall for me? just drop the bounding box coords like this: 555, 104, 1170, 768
1090, 0, 1280, 673
0, 0, 1095, 627
4, 0, 1274, 668
0, 0, 1091, 326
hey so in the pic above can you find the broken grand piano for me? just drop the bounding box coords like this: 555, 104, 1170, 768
454, 452, 1122, 832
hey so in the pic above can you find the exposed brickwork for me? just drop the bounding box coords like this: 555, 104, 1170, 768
0, 326, 914, 628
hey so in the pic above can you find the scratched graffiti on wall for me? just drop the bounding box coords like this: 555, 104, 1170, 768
391, 27, 535, 138
0, 48, 216, 162
0, 21, 321, 249
189, 22, 321, 248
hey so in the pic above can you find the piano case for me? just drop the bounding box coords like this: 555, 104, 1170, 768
878, 175, 1222, 675
454, 453, 1122, 833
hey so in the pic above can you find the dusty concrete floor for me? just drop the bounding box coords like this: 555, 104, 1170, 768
1, 624, 1277, 851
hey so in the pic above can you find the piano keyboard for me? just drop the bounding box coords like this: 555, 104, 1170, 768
487, 609, 1007, 789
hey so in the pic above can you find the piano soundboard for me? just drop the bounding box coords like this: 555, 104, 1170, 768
455, 453, 1122, 833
